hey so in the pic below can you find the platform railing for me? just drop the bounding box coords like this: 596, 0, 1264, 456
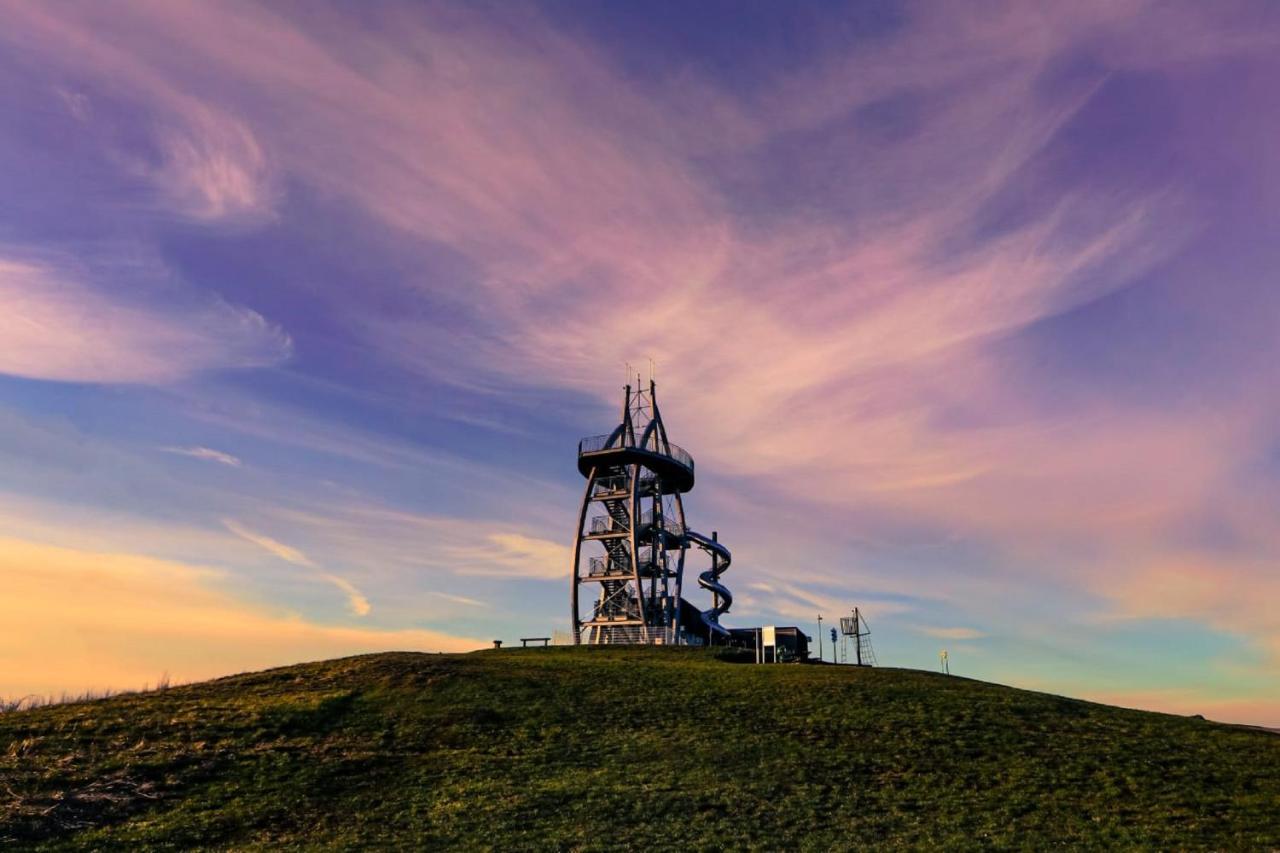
591, 601, 641, 621
582, 625, 681, 645
639, 510, 684, 538
578, 434, 695, 473
593, 474, 630, 495
589, 550, 665, 577
588, 556, 631, 576
590, 589, 674, 615
589, 515, 627, 535
592, 474, 661, 499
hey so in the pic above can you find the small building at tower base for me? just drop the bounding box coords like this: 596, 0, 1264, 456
726, 626, 811, 662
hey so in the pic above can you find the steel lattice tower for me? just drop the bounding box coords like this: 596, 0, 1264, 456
570, 378, 732, 645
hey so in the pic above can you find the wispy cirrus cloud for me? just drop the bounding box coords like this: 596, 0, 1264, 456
5, 3, 278, 226
175, 1, 1211, 545
223, 518, 371, 616
426, 590, 486, 608
319, 573, 371, 617
447, 533, 571, 581
223, 518, 314, 566
143, 105, 277, 224
917, 626, 987, 641
263, 504, 573, 583
0, 253, 290, 384
160, 446, 243, 467
741, 581, 912, 624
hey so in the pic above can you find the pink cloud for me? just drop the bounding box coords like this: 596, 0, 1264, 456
144, 106, 276, 223
0, 253, 291, 383
1094, 551, 1280, 667
3, 3, 278, 223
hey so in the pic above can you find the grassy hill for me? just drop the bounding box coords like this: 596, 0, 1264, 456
2, 647, 1278, 849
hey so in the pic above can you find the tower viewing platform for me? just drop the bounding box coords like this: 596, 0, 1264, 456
576, 433, 695, 493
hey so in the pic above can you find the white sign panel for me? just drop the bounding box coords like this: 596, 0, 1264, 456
762, 625, 776, 646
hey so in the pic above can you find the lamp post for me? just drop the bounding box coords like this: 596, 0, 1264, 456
817, 614, 824, 663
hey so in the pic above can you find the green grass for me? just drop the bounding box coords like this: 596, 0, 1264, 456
2, 647, 1277, 849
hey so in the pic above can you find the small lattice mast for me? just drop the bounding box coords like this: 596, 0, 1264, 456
839, 607, 877, 666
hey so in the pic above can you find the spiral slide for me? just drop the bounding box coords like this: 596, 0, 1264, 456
685, 530, 732, 640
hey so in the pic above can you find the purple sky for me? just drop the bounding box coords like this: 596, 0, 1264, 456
1, 1, 1278, 725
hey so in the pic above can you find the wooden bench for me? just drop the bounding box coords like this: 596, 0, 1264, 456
520, 637, 550, 648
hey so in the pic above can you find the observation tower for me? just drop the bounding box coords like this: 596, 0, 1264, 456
570, 377, 732, 645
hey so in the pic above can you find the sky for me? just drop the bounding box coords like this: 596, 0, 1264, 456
1, 1, 1278, 726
